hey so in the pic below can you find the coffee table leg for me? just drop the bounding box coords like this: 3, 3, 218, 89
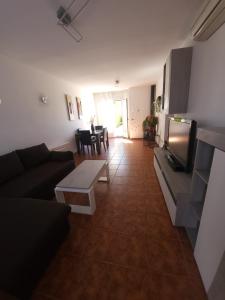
55, 187, 96, 215
96, 134, 101, 154
55, 188, 65, 203
88, 187, 96, 214
98, 163, 110, 183
106, 163, 110, 182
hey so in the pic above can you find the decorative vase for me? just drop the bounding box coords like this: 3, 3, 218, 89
91, 123, 94, 133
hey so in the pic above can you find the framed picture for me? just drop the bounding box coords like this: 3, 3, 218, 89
76, 97, 83, 119
65, 94, 76, 121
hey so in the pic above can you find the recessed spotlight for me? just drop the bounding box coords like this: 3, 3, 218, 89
115, 80, 120, 87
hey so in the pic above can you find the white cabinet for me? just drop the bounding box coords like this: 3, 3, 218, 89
154, 148, 196, 227
155, 127, 225, 298
156, 112, 168, 147
162, 47, 193, 115
158, 47, 193, 146
186, 140, 215, 247
194, 148, 225, 292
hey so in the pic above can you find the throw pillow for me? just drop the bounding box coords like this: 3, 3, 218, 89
16, 143, 50, 169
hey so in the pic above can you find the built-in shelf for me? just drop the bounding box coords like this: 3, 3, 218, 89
186, 227, 199, 248
195, 169, 210, 184
154, 148, 194, 227
191, 202, 204, 221
193, 128, 225, 294
191, 172, 207, 203
187, 138, 214, 248
154, 148, 192, 202
197, 127, 225, 152
155, 128, 225, 254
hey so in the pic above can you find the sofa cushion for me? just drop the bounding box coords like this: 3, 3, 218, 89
0, 152, 24, 184
0, 160, 75, 199
16, 143, 50, 169
0, 197, 70, 299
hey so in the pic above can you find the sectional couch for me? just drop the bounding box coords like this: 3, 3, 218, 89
0, 143, 75, 299
0, 143, 75, 200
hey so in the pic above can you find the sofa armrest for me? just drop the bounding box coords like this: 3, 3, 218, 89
50, 151, 74, 162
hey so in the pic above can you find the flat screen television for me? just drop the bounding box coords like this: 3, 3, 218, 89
167, 117, 197, 172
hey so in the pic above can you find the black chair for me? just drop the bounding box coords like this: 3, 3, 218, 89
95, 126, 104, 141
79, 130, 90, 134
100, 128, 108, 151
79, 131, 97, 154
95, 125, 103, 131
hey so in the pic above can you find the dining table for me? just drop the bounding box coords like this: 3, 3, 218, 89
75, 128, 108, 155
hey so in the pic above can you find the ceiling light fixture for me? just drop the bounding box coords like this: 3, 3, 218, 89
56, 0, 91, 43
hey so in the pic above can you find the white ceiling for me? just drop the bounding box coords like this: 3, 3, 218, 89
0, 0, 204, 92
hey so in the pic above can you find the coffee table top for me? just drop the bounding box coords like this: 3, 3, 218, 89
56, 160, 107, 190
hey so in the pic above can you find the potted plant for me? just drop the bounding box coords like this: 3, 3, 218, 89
143, 115, 158, 141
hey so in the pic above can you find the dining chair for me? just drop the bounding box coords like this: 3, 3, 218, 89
79, 131, 97, 154
100, 128, 108, 151
95, 125, 103, 131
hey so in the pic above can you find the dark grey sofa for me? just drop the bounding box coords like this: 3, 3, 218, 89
0, 197, 70, 299
0, 144, 75, 299
0, 143, 75, 200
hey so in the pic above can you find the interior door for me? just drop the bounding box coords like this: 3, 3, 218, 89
128, 86, 150, 139
128, 94, 141, 139
122, 99, 128, 138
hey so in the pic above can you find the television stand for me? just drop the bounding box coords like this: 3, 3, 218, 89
154, 147, 196, 227
166, 153, 184, 171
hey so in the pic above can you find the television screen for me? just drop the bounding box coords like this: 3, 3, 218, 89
168, 119, 192, 167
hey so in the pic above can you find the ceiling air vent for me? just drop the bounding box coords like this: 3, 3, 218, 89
192, 0, 225, 41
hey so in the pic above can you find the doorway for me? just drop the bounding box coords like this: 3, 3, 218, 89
113, 99, 128, 138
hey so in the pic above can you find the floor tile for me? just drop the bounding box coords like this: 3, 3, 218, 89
180, 238, 203, 279
84, 228, 112, 260
145, 194, 169, 216
101, 264, 148, 300
109, 164, 119, 170
57, 225, 91, 257
65, 259, 109, 300
148, 271, 206, 300
147, 236, 187, 275
147, 213, 179, 240
106, 232, 149, 269
32, 138, 207, 300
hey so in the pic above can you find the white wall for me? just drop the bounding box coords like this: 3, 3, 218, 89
0, 55, 85, 155
156, 76, 163, 98
128, 85, 151, 138
187, 23, 225, 127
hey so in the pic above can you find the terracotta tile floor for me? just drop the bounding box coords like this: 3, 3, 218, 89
32, 138, 207, 300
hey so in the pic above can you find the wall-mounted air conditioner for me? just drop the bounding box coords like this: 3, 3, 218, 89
192, 0, 225, 41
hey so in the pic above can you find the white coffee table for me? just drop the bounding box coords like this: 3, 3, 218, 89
55, 160, 109, 215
